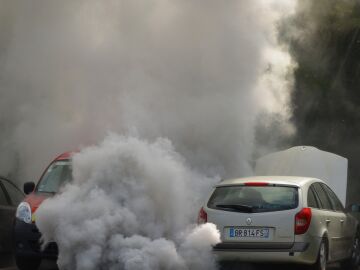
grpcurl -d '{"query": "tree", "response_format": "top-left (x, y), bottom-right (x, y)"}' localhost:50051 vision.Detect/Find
top-left (281, 0), bottom-right (360, 203)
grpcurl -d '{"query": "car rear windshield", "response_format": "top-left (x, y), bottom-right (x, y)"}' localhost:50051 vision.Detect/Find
top-left (207, 185), bottom-right (298, 213)
top-left (37, 160), bottom-right (72, 193)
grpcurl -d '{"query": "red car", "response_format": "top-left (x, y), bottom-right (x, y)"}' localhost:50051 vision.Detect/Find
top-left (13, 152), bottom-right (73, 270)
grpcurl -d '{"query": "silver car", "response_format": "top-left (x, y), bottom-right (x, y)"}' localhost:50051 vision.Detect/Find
top-left (199, 176), bottom-right (360, 270)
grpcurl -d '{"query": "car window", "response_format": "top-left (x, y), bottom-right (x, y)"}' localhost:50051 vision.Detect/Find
top-left (307, 185), bottom-right (320, 208)
top-left (312, 183), bottom-right (333, 210)
top-left (352, 204), bottom-right (360, 212)
top-left (37, 160), bottom-right (72, 193)
top-left (1, 180), bottom-right (24, 206)
top-left (207, 185), bottom-right (298, 213)
top-left (0, 182), bottom-right (9, 206)
top-left (321, 184), bottom-right (344, 212)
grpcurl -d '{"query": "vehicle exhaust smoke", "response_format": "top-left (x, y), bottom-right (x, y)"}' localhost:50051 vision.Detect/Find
top-left (0, 0), bottom-right (296, 269)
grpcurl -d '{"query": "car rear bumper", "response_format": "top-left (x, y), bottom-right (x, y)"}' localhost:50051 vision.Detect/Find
top-left (13, 219), bottom-right (58, 259)
top-left (213, 238), bottom-right (321, 264)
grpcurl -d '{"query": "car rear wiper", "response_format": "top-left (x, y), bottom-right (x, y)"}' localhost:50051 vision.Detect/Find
top-left (216, 204), bottom-right (254, 213)
top-left (37, 190), bottom-right (57, 195)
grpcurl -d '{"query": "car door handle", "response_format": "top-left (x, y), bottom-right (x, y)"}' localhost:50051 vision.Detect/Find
top-left (326, 219), bottom-right (331, 224)
top-left (340, 219), bottom-right (345, 223)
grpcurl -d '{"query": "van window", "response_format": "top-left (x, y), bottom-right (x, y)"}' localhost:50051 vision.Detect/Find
top-left (207, 185), bottom-right (298, 213)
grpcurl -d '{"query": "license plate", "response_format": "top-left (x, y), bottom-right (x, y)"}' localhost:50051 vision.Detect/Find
top-left (229, 227), bottom-right (270, 239)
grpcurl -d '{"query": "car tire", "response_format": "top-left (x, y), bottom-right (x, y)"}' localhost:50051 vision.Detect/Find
top-left (309, 239), bottom-right (327, 270)
top-left (341, 230), bottom-right (360, 270)
top-left (15, 256), bottom-right (41, 270)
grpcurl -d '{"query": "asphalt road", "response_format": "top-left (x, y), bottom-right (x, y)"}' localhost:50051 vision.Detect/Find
top-left (0, 254), bottom-right (345, 270)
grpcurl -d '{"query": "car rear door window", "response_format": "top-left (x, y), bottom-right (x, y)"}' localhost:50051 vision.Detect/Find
top-left (321, 184), bottom-right (344, 211)
top-left (307, 186), bottom-right (320, 208)
top-left (312, 183), bottom-right (333, 210)
top-left (1, 180), bottom-right (24, 206)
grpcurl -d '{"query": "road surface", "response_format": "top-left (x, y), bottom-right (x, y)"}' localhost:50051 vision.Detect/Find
top-left (0, 254), bottom-right (347, 270)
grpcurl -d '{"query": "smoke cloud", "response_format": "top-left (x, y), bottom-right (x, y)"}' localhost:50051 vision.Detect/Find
top-left (0, 0), bottom-right (295, 182)
top-left (0, 0), bottom-right (296, 269)
top-left (36, 135), bottom-right (220, 269)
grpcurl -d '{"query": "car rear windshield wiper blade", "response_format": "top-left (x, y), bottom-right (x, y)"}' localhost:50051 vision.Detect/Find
top-left (37, 190), bottom-right (57, 194)
top-left (216, 204), bottom-right (254, 213)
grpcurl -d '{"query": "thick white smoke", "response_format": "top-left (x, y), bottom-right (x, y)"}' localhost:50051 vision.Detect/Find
top-left (36, 135), bottom-right (220, 269)
top-left (0, 0), bottom-right (296, 269)
top-left (0, 0), bottom-right (295, 182)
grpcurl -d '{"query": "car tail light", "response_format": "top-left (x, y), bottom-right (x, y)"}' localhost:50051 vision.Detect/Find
top-left (198, 207), bottom-right (207, 224)
top-left (295, 208), bottom-right (312, 235)
top-left (244, 182), bottom-right (269, 186)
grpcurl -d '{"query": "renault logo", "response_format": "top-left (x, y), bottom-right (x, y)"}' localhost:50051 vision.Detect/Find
top-left (246, 217), bottom-right (252, 225)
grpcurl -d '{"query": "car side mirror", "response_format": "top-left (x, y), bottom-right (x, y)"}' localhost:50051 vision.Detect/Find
top-left (23, 182), bottom-right (35, 195)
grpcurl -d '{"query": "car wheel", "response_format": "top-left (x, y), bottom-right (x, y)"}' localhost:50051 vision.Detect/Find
top-left (310, 239), bottom-right (327, 270)
top-left (341, 231), bottom-right (360, 270)
top-left (15, 256), bottom-right (41, 270)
